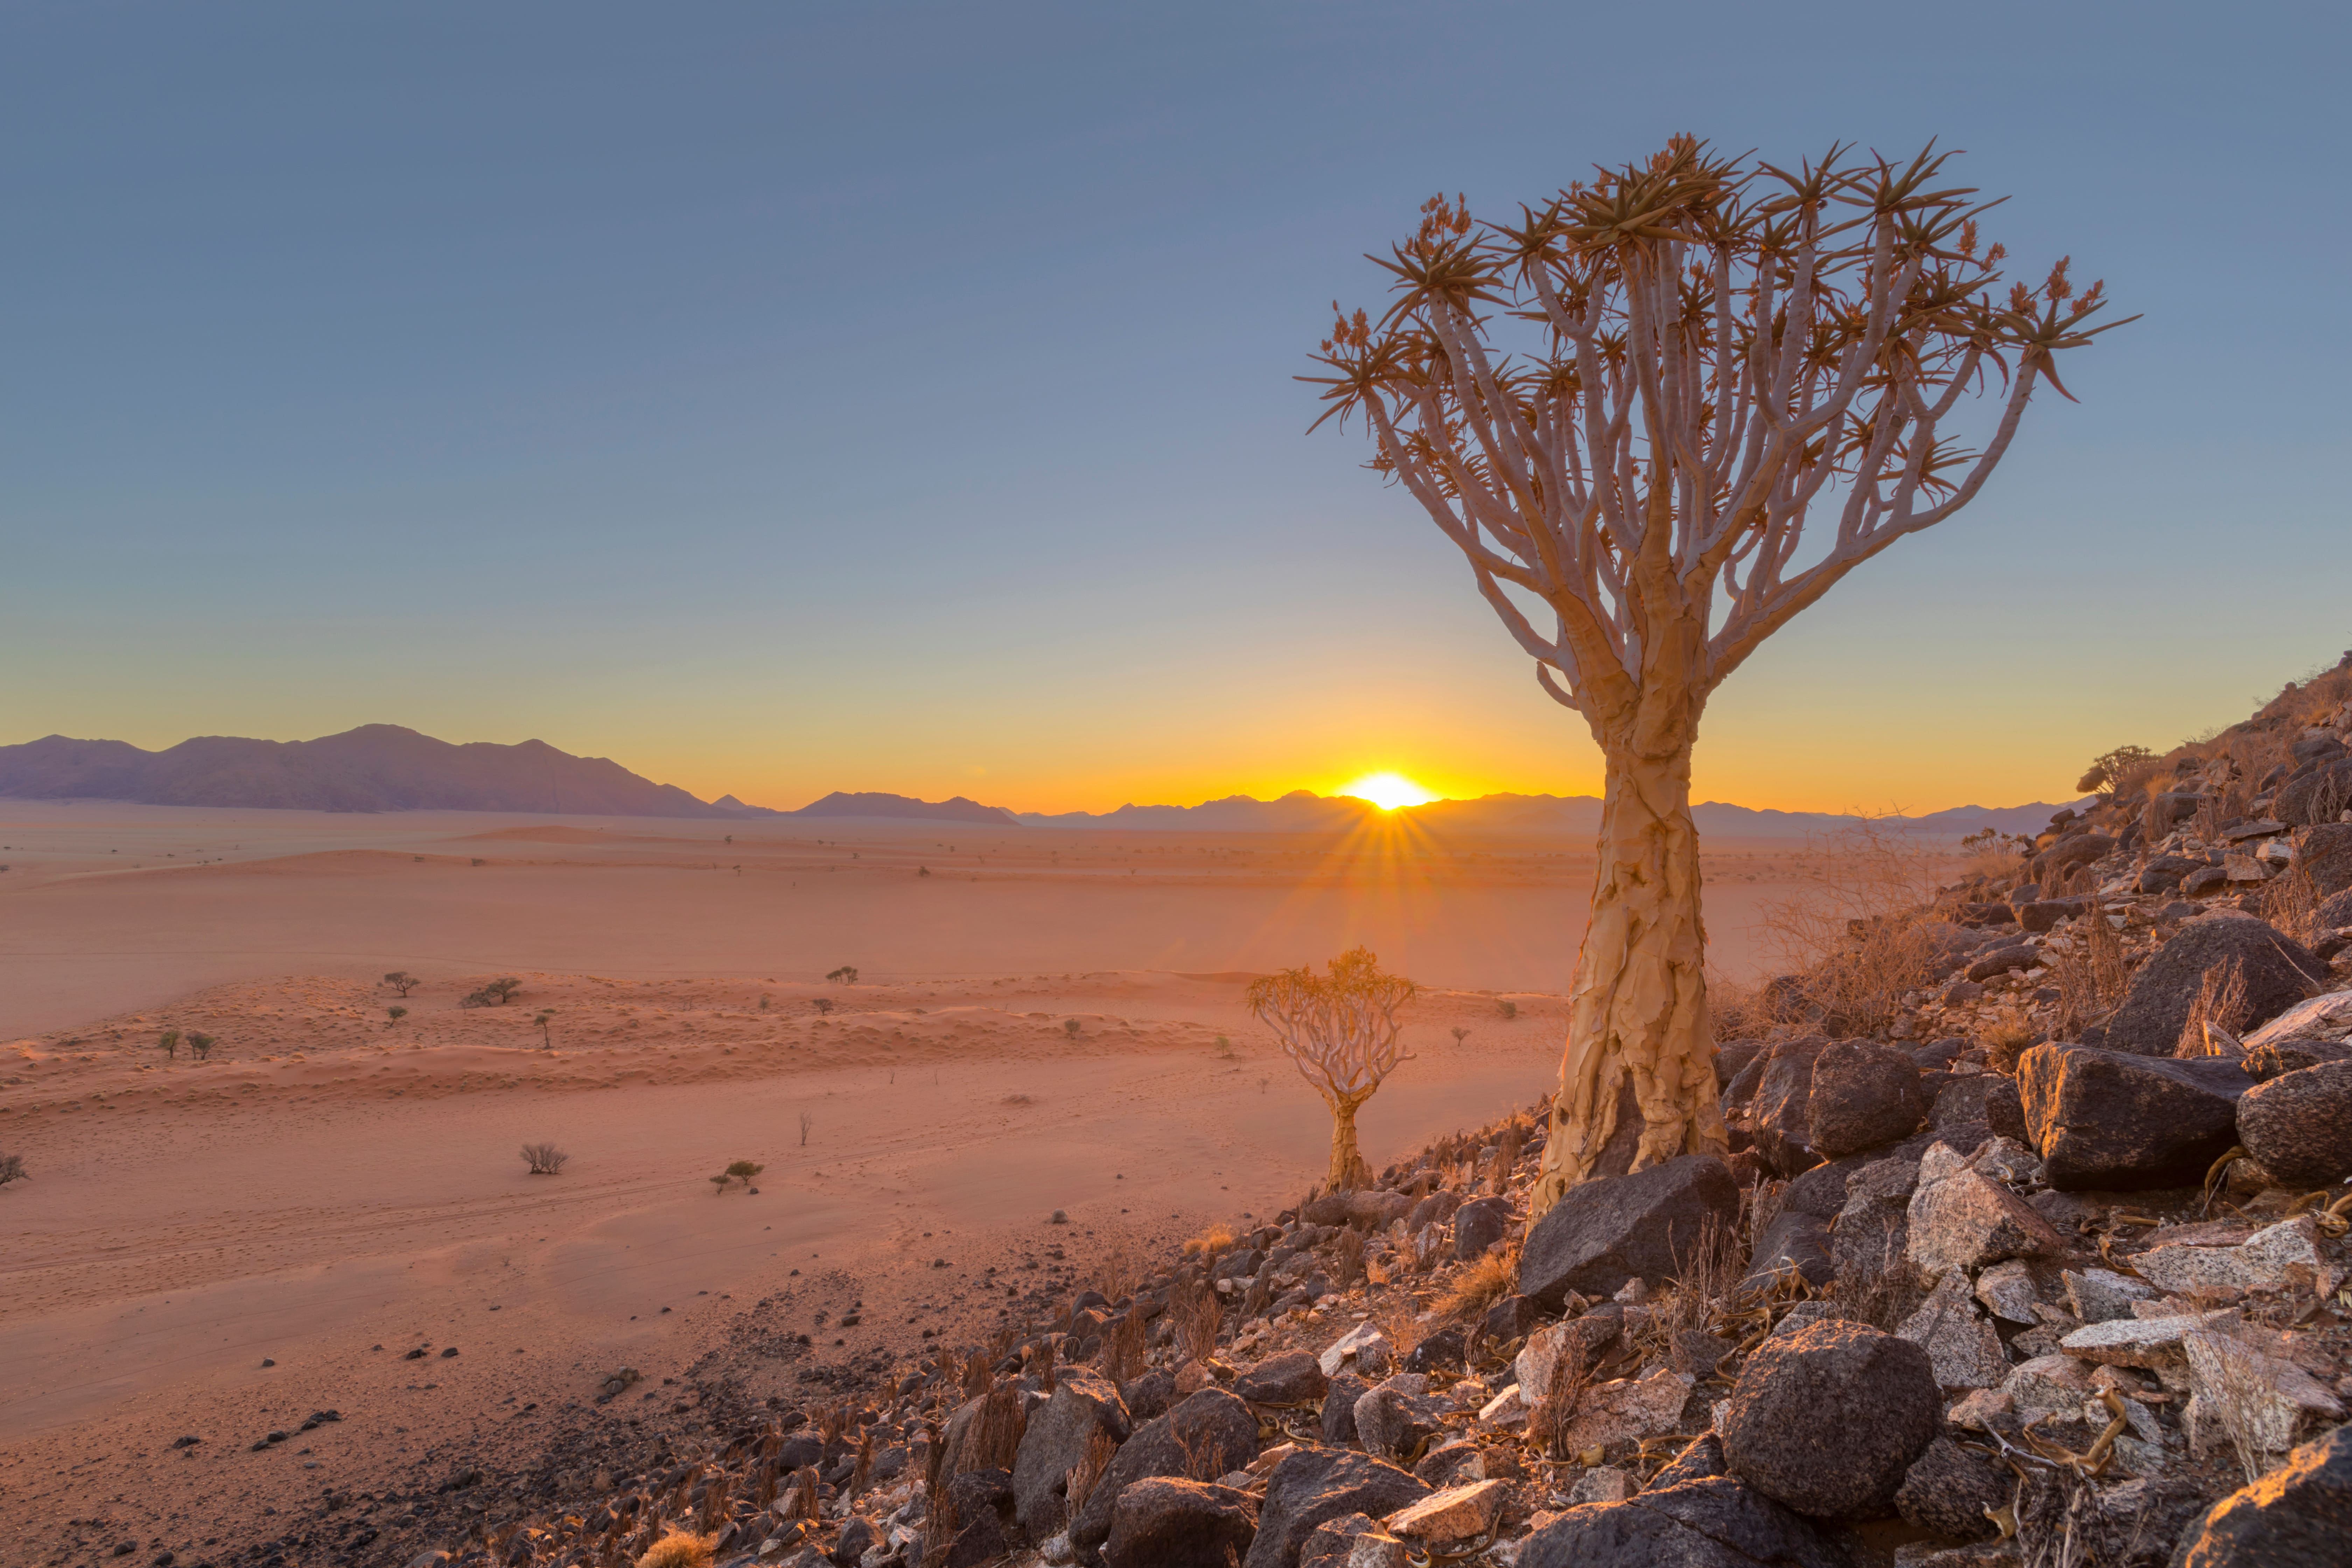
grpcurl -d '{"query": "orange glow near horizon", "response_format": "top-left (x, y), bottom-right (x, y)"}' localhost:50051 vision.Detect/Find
top-left (1336, 771), bottom-right (1440, 811)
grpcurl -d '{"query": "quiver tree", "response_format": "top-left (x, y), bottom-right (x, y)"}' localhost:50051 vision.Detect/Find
top-left (1247, 946), bottom-right (1416, 1191)
top-left (1304, 139), bottom-right (2129, 1214)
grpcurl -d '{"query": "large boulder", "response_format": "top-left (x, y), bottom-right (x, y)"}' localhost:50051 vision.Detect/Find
top-left (2099, 914), bottom-right (2327, 1055)
top-left (1896, 1436), bottom-right (2008, 1542)
top-left (1011, 1365), bottom-right (1132, 1539)
top-left (1451, 1197), bottom-right (1513, 1260)
top-left (2018, 1045), bottom-right (2252, 1190)
top-left (1752, 1038), bottom-right (1832, 1175)
top-left (1931, 1075), bottom-right (2026, 1147)
top-left (1517, 1155), bottom-right (1741, 1307)
top-left (1232, 1352), bottom-right (1328, 1407)
top-left (1405, 1189), bottom-right (1463, 1233)
top-left (2034, 833), bottom-right (2115, 884)
top-left (1072, 1389), bottom-right (1259, 1550)
top-left (1966, 942), bottom-right (2043, 983)
top-left (2294, 822), bottom-right (2352, 897)
top-left (1806, 1040), bottom-right (1930, 1157)
top-left (1719, 1318), bottom-right (1940, 1521)
top-left (1347, 1189), bottom-right (1414, 1231)
top-left (1318, 1373), bottom-right (1370, 1446)
top-left (1905, 1159), bottom-right (2063, 1280)
top-left (2237, 1059), bottom-right (2352, 1190)
top-left (1351, 1377), bottom-right (1442, 1460)
top-left (1516, 1477), bottom-right (1851, 1568)
top-left (1241, 1449), bottom-right (1428, 1568)
top-left (1105, 1478), bottom-right (1260, 1568)
top-left (2166, 1422), bottom-right (2352, 1566)
top-left (1743, 1209), bottom-right (1834, 1290)
top-left (2277, 757), bottom-right (2352, 827)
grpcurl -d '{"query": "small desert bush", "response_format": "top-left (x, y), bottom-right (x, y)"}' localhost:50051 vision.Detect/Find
top-left (2048, 901), bottom-right (2130, 1037)
top-left (635, 1531), bottom-right (715, 1568)
top-left (1091, 1239), bottom-right (1139, 1303)
top-left (725, 1158), bottom-right (764, 1182)
top-left (520, 1142), bottom-right (569, 1176)
top-left (1978, 1006), bottom-right (2039, 1073)
top-left (1097, 1307), bottom-right (1148, 1386)
top-left (1758, 818), bottom-right (1951, 1033)
top-left (1181, 1222), bottom-right (1236, 1259)
top-left (1661, 1214), bottom-right (1744, 1370)
top-left (2262, 863), bottom-right (2326, 945)
top-left (1496, 999), bottom-right (1518, 1020)
top-left (0, 1152), bottom-right (26, 1188)
top-left (157, 1029), bottom-right (181, 1060)
top-left (1434, 1245), bottom-right (1519, 1322)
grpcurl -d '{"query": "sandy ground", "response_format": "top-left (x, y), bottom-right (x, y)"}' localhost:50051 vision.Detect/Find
top-left (0, 803), bottom-right (1835, 1565)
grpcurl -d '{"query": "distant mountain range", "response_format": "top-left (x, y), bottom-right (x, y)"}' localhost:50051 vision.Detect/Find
top-left (1018, 790), bottom-right (2086, 839)
top-left (0, 726), bottom-right (2083, 836)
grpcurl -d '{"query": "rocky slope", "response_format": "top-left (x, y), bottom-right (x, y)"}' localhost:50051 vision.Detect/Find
top-left (150, 663), bottom-right (2352, 1568)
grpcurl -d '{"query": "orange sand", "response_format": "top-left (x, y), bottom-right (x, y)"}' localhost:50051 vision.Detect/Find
top-left (0, 802), bottom-right (1828, 1555)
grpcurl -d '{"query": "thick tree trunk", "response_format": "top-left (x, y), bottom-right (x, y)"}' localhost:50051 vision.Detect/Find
top-left (1326, 1093), bottom-right (1372, 1193)
top-left (1527, 738), bottom-right (1729, 1214)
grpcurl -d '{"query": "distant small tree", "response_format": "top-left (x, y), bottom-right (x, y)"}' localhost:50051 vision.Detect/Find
top-left (158, 1029), bottom-right (182, 1061)
top-left (812, 997), bottom-right (834, 1016)
top-left (1063, 1018), bottom-right (1082, 1039)
top-left (799, 1111), bottom-right (814, 1147)
top-left (462, 978), bottom-right (524, 1009)
top-left (187, 1032), bottom-right (217, 1060)
top-left (521, 1142), bottom-right (569, 1175)
top-left (387, 1006), bottom-right (408, 1026)
top-left (1247, 946), bottom-right (1418, 1191)
top-left (827, 966), bottom-right (859, 985)
top-left (383, 971), bottom-right (419, 997)
top-left (2077, 745), bottom-right (2158, 799)
top-left (534, 1009), bottom-right (555, 1047)
top-left (0, 1152), bottom-right (26, 1188)
top-left (1451, 1026), bottom-right (1470, 1046)
top-left (724, 1159), bottom-right (765, 1188)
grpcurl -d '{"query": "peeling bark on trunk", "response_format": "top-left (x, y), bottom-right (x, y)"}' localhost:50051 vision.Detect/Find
top-left (1528, 740), bottom-right (1729, 1213)
top-left (1326, 1093), bottom-right (1372, 1193)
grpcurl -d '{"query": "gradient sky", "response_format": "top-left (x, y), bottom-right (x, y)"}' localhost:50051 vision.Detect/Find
top-left (4, 2), bottom-right (2346, 816)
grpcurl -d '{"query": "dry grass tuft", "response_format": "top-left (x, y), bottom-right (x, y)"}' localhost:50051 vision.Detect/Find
top-left (1064, 1426), bottom-right (1119, 1518)
top-left (1978, 1005), bottom-right (2039, 1073)
top-left (1331, 1226), bottom-right (1366, 1292)
top-left (1092, 1239), bottom-right (1140, 1304)
top-left (2049, 899), bottom-right (2131, 1039)
top-left (1170, 1275), bottom-right (1223, 1363)
top-left (635, 1532), bottom-right (715, 1568)
top-left (1097, 1307), bottom-right (1148, 1387)
top-left (1661, 1214), bottom-right (1743, 1362)
top-left (1433, 1246), bottom-right (1519, 1322)
top-left (2176, 959), bottom-right (2249, 1057)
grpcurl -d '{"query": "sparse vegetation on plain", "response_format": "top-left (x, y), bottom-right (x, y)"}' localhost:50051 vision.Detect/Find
top-left (0, 1153), bottom-right (26, 1188)
top-left (520, 1142), bottom-right (569, 1175)
top-left (383, 970), bottom-right (419, 996)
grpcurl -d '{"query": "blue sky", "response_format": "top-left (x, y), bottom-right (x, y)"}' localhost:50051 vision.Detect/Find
top-left (3, 1), bottom-right (2345, 812)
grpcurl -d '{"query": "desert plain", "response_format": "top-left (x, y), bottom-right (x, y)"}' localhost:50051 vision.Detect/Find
top-left (0, 802), bottom-right (1834, 1562)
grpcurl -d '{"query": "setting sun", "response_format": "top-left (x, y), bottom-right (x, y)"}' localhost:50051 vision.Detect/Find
top-left (1337, 771), bottom-right (1439, 811)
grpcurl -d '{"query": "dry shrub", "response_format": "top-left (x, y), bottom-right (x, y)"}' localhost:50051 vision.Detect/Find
top-left (0, 1152), bottom-right (26, 1188)
top-left (2049, 901), bottom-right (2130, 1038)
top-left (2176, 960), bottom-right (2249, 1057)
top-left (963, 1383), bottom-right (1027, 1473)
top-left (1032, 1337), bottom-right (1057, 1392)
top-left (1978, 1005), bottom-right (2039, 1073)
top-left (1487, 1124), bottom-right (1524, 1195)
top-left (1757, 819), bottom-right (1951, 1034)
top-left (2262, 863), bottom-right (2325, 945)
top-left (1170, 1276), bottom-right (1223, 1363)
top-left (636, 1531), bottom-right (715, 1568)
top-left (1097, 1308), bottom-right (1147, 1386)
top-left (1662, 1214), bottom-right (1743, 1361)
top-left (1525, 1335), bottom-right (1592, 1459)
top-left (1331, 1227), bottom-right (1366, 1292)
top-left (1092, 1239), bottom-right (1140, 1304)
top-left (520, 1142), bottom-right (569, 1175)
top-left (1182, 1223), bottom-right (1237, 1259)
top-left (1433, 1246), bottom-right (1519, 1322)
top-left (1064, 1426), bottom-right (1119, 1517)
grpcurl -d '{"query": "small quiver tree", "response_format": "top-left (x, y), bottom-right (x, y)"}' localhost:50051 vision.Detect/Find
top-left (1304, 139), bottom-right (2130, 1214)
top-left (1247, 946), bottom-right (1416, 1192)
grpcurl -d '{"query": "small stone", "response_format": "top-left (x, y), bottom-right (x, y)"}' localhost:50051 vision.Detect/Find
top-left (1554, 1368), bottom-right (1692, 1454)
top-left (1974, 1259), bottom-right (2041, 1324)
top-left (1896, 1272), bottom-right (2011, 1390)
top-left (2132, 1214), bottom-right (2341, 1297)
top-left (2062, 1267), bottom-right (2157, 1324)
top-left (1563, 1467), bottom-right (1633, 1506)
top-left (1997, 1355), bottom-right (2098, 1425)
top-left (1318, 1323), bottom-right (1388, 1380)
top-left (2057, 1309), bottom-right (2236, 1367)
top-left (1382, 1480), bottom-right (1505, 1546)
top-left (1905, 1158), bottom-right (2063, 1279)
